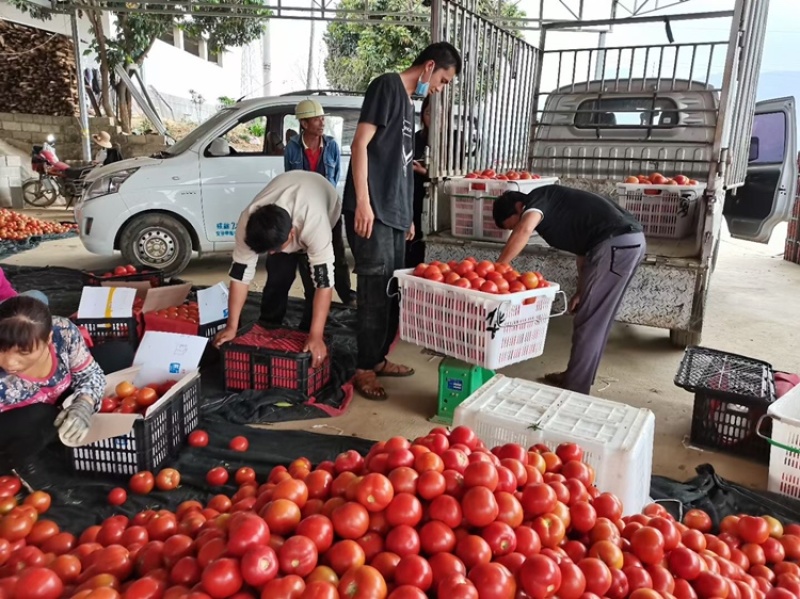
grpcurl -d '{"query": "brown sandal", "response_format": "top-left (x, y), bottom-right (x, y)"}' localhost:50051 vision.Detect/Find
top-left (353, 370), bottom-right (388, 401)
top-left (374, 360), bottom-right (415, 378)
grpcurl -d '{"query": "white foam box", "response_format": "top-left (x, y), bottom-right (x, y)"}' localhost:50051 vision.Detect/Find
top-left (453, 375), bottom-right (655, 515)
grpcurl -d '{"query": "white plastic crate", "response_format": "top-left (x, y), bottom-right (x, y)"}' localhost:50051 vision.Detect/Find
top-left (617, 182), bottom-right (704, 239)
top-left (446, 177), bottom-right (558, 242)
top-left (395, 269), bottom-right (564, 370)
top-left (454, 375), bottom-right (655, 515)
top-left (764, 384), bottom-right (800, 499)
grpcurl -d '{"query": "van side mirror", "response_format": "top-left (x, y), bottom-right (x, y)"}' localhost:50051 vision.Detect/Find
top-left (749, 136), bottom-right (759, 162)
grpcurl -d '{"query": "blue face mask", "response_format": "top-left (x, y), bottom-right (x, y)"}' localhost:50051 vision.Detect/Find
top-left (414, 68), bottom-right (433, 97)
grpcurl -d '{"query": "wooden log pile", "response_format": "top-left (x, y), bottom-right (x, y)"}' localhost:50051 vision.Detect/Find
top-left (0, 20), bottom-right (79, 117)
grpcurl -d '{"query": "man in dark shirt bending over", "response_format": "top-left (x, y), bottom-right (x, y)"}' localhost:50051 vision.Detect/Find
top-left (344, 42), bottom-right (462, 401)
top-left (493, 185), bottom-right (646, 395)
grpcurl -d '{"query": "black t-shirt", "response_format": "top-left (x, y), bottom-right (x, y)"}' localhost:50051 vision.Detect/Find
top-left (343, 73), bottom-right (415, 231)
top-left (521, 185), bottom-right (643, 256)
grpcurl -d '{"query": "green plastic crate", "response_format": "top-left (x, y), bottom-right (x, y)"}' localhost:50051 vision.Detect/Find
top-left (434, 357), bottom-right (495, 424)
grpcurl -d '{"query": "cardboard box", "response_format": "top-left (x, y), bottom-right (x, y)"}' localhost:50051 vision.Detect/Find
top-left (64, 332), bottom-right (208, 475)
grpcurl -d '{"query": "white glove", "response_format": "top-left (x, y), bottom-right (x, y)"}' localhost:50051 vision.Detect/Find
top-left (54, 397), bottom-right (95, 445)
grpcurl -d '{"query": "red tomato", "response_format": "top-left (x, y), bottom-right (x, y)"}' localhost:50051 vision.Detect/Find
top-left (201, 557), bottom-right (243, 598)
top-left (429, 552), bottom-right (466, 590)
top-left (461, 486), bottom-right (499, 528)
top-left (532, 513), bottom-right (566, 548)
top-left (261, 498), bottom-right (301, 536)
top-left (555, 443), bottom-right (584, 463)
top-left (188, 430), bottom-right (209, 447)
top-left (296, 515), bottom-right (335, 553)
top-left (355, 473), bottom-right (394, 512)
top-left (668, 546), bottom-right (703, 580)
top-left (394, 554), bottom-right (433, 591)
top-left (331, 502), bottom-right (370, 540)
top-left (205, 467), bottom-right (229, 487)
top-left (13, 567), bottom-right (63, 599)
top-left (234, 467), bottom-right (256, 486)
top-left (738, 516), bottom-right (770, 545)
top-left (338, 565), bottom-right (387, 599)
top-left (418, 520), bottom-right (456, 555)
top-left (693, 571), bottom-right (729, 599)
top-left (228, 436), bottom-right (249, 452)
top-left (262, 574), bottom-right (305, 598)
top-left (515, 526), bottom-right (542, 558)
top-left (592, 492), bottom-right (623, 521)
top-left (107, 488), bottom-right (127, 507)
top-left (481, 521), bottom-right (517, 557)
top-left (521, 483), bottom-right (558, 517)
top-left (463, 461), bottom-right (499, 490)
top-left (520, 554), bottom-right (561, 598)
top-left (428, 494), bottom-right (462, 529)
top-left (455, 535), bottom-right (492, 570)
top-left (155, 468), bottom-right (181, 492)
top-left (384, 524), bottom-right (420, 558)
top-left (226, 513), bottom-right (269, 556)
top-left (129, 472), bottom-right (155, 495)
top-left (324, 540), bottom-right (366, 576)
top-left (279, 535), bottom-right (319, 577)
top-left (385, 493), bottom-right (423, 528)
top-left (683, 509), bottom-right (713, 533)
top-left (630, 526), bottom-right (665, 565)
top-left (578, 558), bottom-right (613, 596)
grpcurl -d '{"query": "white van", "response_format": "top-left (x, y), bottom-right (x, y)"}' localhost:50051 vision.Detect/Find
top-left (75, 94), bottom-right (365, 275)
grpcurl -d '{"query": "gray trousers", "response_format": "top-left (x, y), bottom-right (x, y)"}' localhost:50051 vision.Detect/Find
top-left (563, 232), bottom-right (646, 394)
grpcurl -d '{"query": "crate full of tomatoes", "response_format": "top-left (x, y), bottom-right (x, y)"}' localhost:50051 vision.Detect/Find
top-left (143, 283), bottom-right (229, 341)
top-left (397, 258), bottom-right (563, 370)
top-left (81, 263), bottom-right (165, 288)
top-left (617, 172), bottom-right (705, 239)
top-left (222, 324), bottom-right (331, 396)
top-left (445, 170), bottom-right (559, 242)
top-left (73, 282), bottom-right (195, 347)
top-left (64, 332), bottom-right (208, 475)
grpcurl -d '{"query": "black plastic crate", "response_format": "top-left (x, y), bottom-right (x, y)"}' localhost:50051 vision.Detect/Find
top-left (73, 315), bottom-right (140, 347)
top-left (67, 375), bottom-right (201, 476)
top-left (675, 346), bottom-right (776, 463)
top-left (221, 325), bottom-right (331, 396)
top-left (81, 268), bottom-right (165, 288)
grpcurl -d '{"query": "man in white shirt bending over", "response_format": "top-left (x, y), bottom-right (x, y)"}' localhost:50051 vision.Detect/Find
top-left (213, 171), bottom-right (340, 368)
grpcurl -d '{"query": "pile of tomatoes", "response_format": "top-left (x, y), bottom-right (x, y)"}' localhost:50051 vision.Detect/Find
top-left (464, 169), bottom-right (543, 182)
top-left (0, 209), bottom-right (77, 241)
top-left (148, 303), bottom-right (202, 326)
top-left (412, 258), bottom-right (549, 297)
top-left (99, 380), bottom-right (180, 415)
top-left (2, 426), bottom-right (800, 599)
top-left (622, 174), bottom-right (700, 193)
top-left (96, 265), bottom-right (142, 279)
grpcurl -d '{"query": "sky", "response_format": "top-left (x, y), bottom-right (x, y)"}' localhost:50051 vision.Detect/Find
top-left (263, 0), bottom-right (798, 94)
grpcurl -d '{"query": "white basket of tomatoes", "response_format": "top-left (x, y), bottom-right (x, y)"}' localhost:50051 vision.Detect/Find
top-left (445, 171), bottom-right (559, 242)
top-left (396, 258), bottom-right (565, 369)
top-left (617, 173), bottom-right (705, 239)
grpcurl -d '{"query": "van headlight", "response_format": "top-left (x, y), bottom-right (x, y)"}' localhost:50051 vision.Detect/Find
top-left (85, 168), bottom-right (139, 200)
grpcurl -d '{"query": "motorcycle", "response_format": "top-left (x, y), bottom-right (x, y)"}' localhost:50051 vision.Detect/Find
top-left (22, 135), bottom-right (94, 208)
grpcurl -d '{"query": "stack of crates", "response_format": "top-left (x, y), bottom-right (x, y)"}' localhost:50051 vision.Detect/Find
top-left (453, 375), bottom-right (656, 515)
top-left (784, 154), bottom-right (800, 265)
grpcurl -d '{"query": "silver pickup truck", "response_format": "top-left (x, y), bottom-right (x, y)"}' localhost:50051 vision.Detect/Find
top-left (423, 0), bottom-right (796, 347)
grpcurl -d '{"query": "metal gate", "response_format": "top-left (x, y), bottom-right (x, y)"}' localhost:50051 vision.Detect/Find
top-left (426, 0), bottom-right (540, 231)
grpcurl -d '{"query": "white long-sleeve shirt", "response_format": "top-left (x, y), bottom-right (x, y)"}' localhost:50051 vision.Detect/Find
top-left (229, 171), bottom-right (341, 288)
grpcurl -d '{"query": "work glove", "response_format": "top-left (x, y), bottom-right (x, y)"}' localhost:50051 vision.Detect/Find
top-left (54, 397), bottom-right (95, 445)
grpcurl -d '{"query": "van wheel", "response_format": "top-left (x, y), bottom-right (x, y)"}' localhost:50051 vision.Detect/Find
top-left (119, 213), bottom-right (193, 277)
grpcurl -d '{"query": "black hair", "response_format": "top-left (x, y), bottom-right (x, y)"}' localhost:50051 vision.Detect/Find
top-left (0, 296), bottom-right (53, 353)
top-left (412, 42), bottom-right (462, 76)
top-left (493, 191), bottom-right (527, 229)
top-left (244, 205), bottom-right (293, 254)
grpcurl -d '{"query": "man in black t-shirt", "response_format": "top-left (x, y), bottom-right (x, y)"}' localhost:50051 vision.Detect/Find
top-left (343, 42), bottom-right (462, 401)
top-left (493, 185), bottom-right (647, 395)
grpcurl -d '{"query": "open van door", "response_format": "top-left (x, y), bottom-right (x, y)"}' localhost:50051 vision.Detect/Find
top-left (724, 97), bottom-right (798, 243)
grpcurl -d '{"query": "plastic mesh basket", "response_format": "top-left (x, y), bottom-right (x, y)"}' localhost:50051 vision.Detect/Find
top-left (675, 346), bottom-right (776, 463)
top-left (617, 183), bottom-right (703, 239)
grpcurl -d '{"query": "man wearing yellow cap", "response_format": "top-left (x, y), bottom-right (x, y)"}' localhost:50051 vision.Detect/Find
top-left (270, 99), bottom-right (355, 331)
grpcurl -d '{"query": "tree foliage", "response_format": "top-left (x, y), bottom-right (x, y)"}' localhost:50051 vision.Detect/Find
top-left (324, 0), bottom-right (525, 93)
top-left (8, 0), bottom-right (269, 131)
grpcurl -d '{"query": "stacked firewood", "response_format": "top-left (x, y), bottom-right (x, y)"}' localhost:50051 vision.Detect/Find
top-left (0, 20), bottom-right (79, 116)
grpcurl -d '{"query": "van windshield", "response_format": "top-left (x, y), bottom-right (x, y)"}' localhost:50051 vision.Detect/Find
top-left (165, 108), bottom-right (238, 156)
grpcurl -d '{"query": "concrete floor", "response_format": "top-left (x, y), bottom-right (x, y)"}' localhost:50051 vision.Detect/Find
top-left (5, 210), bottom-right (800, 491)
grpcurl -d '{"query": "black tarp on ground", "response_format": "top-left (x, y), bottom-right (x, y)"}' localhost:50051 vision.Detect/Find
top-left (2, 265), bottom-right (359, 423)
top-left (16, 415), bottom-right (375, 535)
top-left (652, 464), bottom-right (800, 529)
top-left (0, 231), bottom-right (78, 261)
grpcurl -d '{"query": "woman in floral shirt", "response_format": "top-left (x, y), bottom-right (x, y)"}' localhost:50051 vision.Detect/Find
top-left (0, 296), bottom-right (106, 470)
